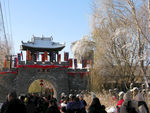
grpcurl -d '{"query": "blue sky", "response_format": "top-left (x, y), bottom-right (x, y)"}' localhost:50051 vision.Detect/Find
top-left (1, 0), bottom-right (92, 57)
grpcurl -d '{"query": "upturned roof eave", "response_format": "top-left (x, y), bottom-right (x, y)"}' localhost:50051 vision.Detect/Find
top-left (21, 45), bottom-right (65, 52)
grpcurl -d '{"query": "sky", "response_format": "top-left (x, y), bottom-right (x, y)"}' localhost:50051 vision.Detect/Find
top-left (1, 0), bottom-right (92, 58)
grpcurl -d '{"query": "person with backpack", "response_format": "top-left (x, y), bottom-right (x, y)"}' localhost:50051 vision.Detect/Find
top-left (120, 91), bottom-right (139, 113)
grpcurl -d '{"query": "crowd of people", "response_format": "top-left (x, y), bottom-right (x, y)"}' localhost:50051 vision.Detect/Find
top-left (107, 85), bottom-right (149, 113)
top-left (0, 91), bottom-right (107, 113)
top-left (0, 85), bottom-right (149, 113)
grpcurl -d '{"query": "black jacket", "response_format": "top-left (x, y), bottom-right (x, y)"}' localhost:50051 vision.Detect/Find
top-left (88, 105), bottom-right (107, 113)
top-left (1, 101), bottom-right (9, 113)
top-left (5, 99), bottom-right (27, 113)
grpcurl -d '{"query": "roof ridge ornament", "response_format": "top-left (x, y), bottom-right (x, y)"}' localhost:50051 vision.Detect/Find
top-left (32, 35), bottom-right (34, 38)
top-left (31, 35), bottom-right (35, 43)
top-left (50, 36), bottom-right (53, 41)
top-left (41, 34), bottom-right (44, 38)
top-left (41, 35), bottom-right (44, 40)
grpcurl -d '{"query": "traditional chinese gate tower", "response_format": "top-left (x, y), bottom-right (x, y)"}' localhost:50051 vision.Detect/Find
top-left (0, 36), bottom-right (89, 102)
top-left (21, 36), bottom-right (65, 63)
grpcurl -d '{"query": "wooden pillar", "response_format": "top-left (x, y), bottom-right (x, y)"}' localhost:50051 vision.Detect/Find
top-left (31, 51), bottom-right (34, 62)
top-left (57, 51), bottom-right (59, 62)
top-left (49, 52), bottom-right (50, 62)
top-left (50, 52), bottom-right (53, 62)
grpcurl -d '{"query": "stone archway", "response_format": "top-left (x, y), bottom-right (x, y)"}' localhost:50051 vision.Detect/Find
top-left (26, 75), bottom-right (58, 98)
top-left (28, 79), bottom-right (57, 98)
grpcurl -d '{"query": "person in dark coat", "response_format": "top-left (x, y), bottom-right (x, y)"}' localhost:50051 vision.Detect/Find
top-left (5, 91), bottom-right (27, 113)
top-left (1, 98), bottom-right (9, 113)
top-left (88, 97), bottom-right (107, 113)
top-left (66, 96), bottom-right (84, 113)
top-left (79, 95), bottom-right (87, 113)
top-left (46, 99), bottom-right (60, 113)
top-left (25, 96), bottom-right (37, 113)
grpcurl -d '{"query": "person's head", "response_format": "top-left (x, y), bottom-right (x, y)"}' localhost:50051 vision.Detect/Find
top-left (76, 94), bottom-right (80, 98)
top-left (69, 94), bottom-right (73, 98)
top-left (19, 95), bottom-right (25, 102)
top-left (48, 99), bottom-right (56, 107)
top-left (114, 88), bottom-right (118, 93)
top-left (91, 97), bottom-right (101, 107)
top-left (73, 97), bottom-right (80, 102)
top-left (141, 84), bottom-right (145, 89)
top-left (109, 89), bottom-right (113, 94)
top-left (24, 97), bottom-right (28, 104)
top-left (7, 91), bottom-right (17, 102)
top-left (118, 91), bottom-right (124, 100)
top-left (132, 87), bottom-right (139, 98)
top-left (79, 94), bottom-right (83, 100)
top-left (61, 92), bottom-right (65, 98)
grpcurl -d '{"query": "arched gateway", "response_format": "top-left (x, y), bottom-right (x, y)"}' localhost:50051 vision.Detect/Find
top-left (0, 36), bottom-right (89, 102)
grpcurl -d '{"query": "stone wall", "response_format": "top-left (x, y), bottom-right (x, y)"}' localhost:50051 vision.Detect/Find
top-left (0, 73), bottom-right (17, 102)
top-left (0, 67), bottom-right (89, 102)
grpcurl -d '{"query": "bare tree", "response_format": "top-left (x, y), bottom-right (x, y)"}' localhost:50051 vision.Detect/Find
top-left (90, 0), bottom-right (150, 91)
top-left (0, 38), bottom-right (12, 70)
top-left (71, 35), bottom-right (95, 62)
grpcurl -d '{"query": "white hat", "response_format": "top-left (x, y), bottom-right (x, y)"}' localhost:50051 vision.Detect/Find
top-left (69, 94), bottom-right (73, 98)
top-left (133, 87), bottom-right (138, 91)
top-left (114, 88), bottom-right (118, 91)
top-left (61, 92), bottom-right (65, 96)
top-left (76, 94), bottom-right (80, 98)
top-left (118, 91), bottom-right (124, 97)
top-left (130, 89), bottom-right (133, 92)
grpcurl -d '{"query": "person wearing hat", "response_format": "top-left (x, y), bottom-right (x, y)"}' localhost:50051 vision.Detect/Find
top-left (116, 91), bottom-right (124, 113)
top-left (60, 92), bottom-right (66, 105)
top-left (132, 87), bottom-right (139, 99)
top-left (60, 97), bottom-right (67, 113)
top-left (61, 92), bottom-right (65, 98)
top-left (69, 94), bottom-right (73, 99)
